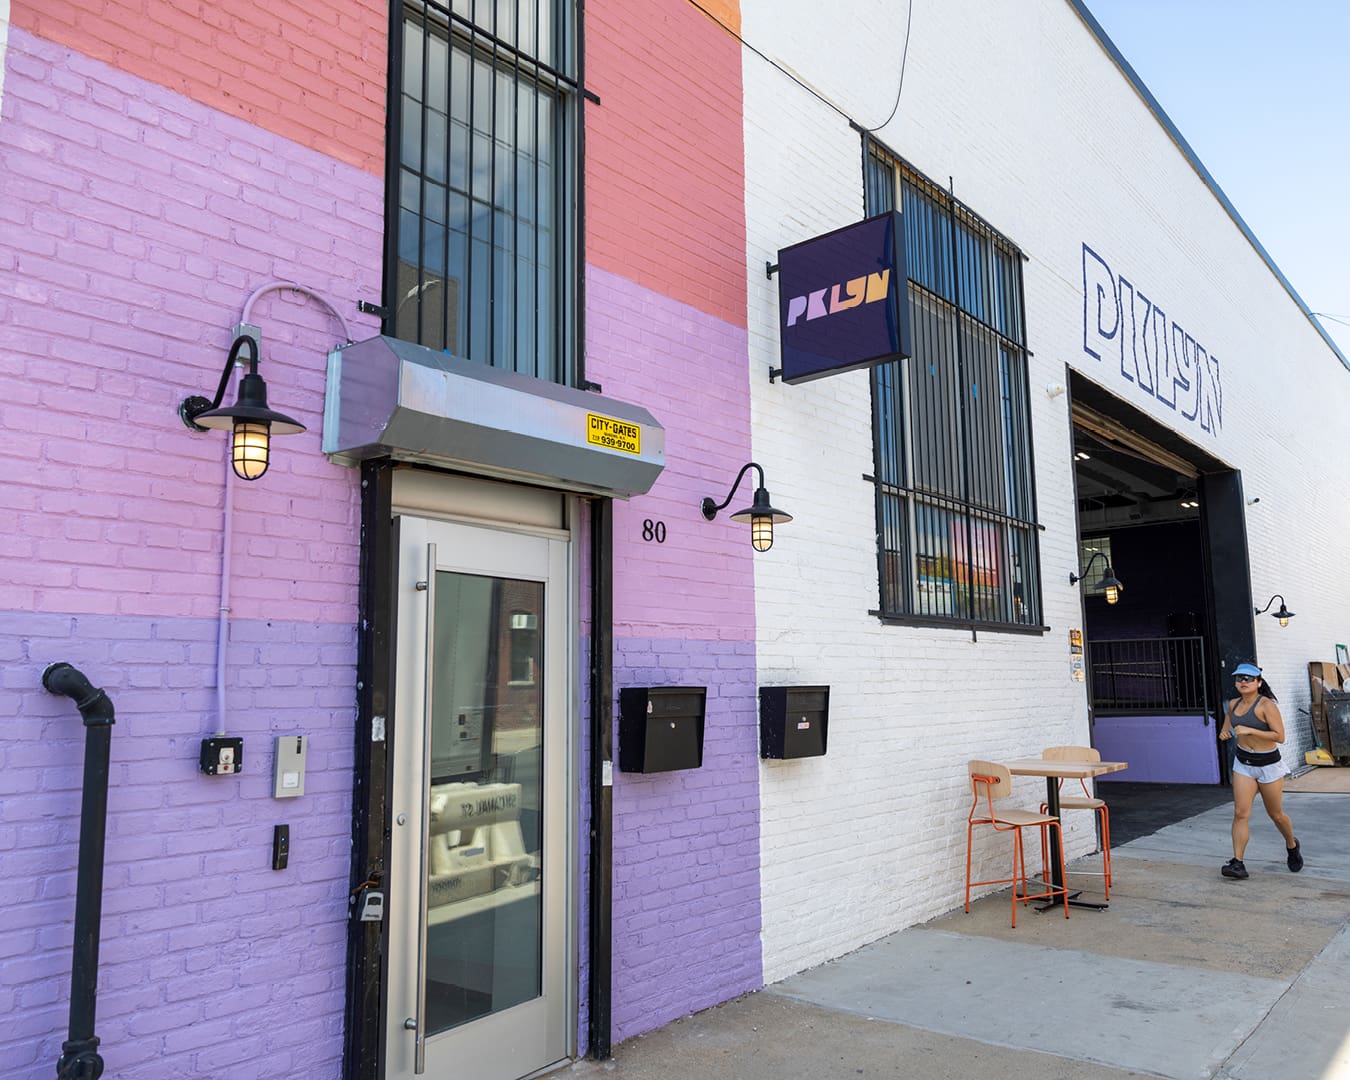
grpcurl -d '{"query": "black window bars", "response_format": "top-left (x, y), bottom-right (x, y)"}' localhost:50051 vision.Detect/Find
top-left (391, 0), bottom-right (578, 384)
top-left (866, 145), bottom-right (1042, 630)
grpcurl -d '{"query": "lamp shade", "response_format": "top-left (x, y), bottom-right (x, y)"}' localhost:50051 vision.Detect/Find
top-left (730, 486), bottom-right (792, 552)
top-left (191, 372), bottom-right (305, 435)
top-left (191, 370), bottom-right (304, 481)
top-left (1254, 594), bottom-right (1295, 627)
top-left (1101, 566), bottom-right (1124, 604)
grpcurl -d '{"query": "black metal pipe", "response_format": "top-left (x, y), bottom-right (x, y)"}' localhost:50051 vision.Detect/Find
top-left (42, 662), bottom-right (114, 1080)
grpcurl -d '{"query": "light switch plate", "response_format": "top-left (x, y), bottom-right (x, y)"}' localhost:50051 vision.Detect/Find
top-left (273, 734), bottom-right (307, 798)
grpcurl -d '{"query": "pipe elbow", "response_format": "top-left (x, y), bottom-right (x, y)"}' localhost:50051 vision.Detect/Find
top-left (42, 663), bottom-right (116, 726)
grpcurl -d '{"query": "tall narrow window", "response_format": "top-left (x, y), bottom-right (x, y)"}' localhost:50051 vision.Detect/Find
top-left (868, 146), bottom-right (1042, 629)
top-left (391, 0), bottom-right (577, 384)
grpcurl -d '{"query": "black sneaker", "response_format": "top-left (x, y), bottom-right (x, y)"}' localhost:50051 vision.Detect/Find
top-left (1222, 858), bottom-right (1249, 879)
top-left (1287, 840), bottom-right (1303, 873)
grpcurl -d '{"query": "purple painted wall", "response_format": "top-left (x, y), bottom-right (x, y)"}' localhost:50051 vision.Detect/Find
top-left (1093, 714), bottom-right (1220, 784)
top-left (3, 9), bottom-right (763, 1071)
top-left (3, 613), bottom-right (356, 1077)
top-left (1, 29), bottom-right (380, 1079)
top-left (586, 267), bottom-right (762, 1041)
top-left (1085, 523), bottom-right (1220, 782)
top-left (610, 639), bottom-right (761, 1039)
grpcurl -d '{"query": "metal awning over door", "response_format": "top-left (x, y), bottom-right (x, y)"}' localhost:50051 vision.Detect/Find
top-left (323, 336), bottom-right (665, 499)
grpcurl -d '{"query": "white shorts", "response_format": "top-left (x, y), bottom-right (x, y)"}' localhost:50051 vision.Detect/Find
top-left (1232, 753), bottom-right (1290, 784)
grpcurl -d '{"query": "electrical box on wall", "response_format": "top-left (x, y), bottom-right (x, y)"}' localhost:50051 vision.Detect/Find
top-left (618, 687), bottom-right (707, 773)
top-left (759, 686), bottom-right (829, 759)
top-left (273, 734), bottom-right (307, 797)
top-left (200, 736), bottom-right (243, 776)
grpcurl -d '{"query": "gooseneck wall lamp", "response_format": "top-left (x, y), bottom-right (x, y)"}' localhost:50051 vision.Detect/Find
top-left (1070, 550), bottom-right (1124, 605)
top-left (179, 335), bottom-right (305, 480)
top-left (700, 462), bottom-right (792, 552)
top-left (1255, 594), bottom-right (1295, 627)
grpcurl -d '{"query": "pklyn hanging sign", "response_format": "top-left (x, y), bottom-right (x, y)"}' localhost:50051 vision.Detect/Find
top-left (772, 212), bottom-right (912, 384)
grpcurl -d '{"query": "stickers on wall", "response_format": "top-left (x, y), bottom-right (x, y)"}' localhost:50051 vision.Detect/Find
top-left (1070, 628), bottom-right (1086, 681)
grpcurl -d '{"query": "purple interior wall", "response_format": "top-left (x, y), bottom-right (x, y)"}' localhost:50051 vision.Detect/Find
top-left (1093, 714), bottom-right (1220, 784)
top-left (1085, 522), bottom-right (1221, 783)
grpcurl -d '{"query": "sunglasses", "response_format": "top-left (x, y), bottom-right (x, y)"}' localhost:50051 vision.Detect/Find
top-left (1234, 675), bottom-right (1257, 683)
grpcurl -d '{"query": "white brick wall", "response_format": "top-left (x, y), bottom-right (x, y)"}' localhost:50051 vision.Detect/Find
top-left (742, 0), bottom-right (1350, 982)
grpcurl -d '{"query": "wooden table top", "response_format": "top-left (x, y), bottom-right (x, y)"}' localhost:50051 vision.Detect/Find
top-left (1003, 758), bottom-right (1129, 779)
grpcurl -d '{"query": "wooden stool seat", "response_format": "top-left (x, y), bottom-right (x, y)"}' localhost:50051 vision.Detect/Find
top-left (989, 807), bottom-right (1060, 827)
top-left (1057, 795), bottom-right (1106, 810)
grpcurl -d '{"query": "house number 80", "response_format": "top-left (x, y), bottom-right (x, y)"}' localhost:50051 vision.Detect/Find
top-left (642, 519), bottom-right (666, 543)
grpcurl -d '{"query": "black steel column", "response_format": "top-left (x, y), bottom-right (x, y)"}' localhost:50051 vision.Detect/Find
top-left (344, 459), bottom-right (397, 1080)
top-left (587, 497), bottom-right (613, 1059)
top-left (43, 662), bottom-right (116, 1080)
top-left (1199, 468), bottom-right (1254, 785)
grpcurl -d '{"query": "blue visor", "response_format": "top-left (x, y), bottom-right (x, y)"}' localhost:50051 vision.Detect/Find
top-left (1232, 663), bottom-right (1262, 678)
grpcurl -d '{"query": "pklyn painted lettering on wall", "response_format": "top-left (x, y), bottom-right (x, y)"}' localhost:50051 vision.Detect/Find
top-left (1082, 243), bottom-right (1223, 435)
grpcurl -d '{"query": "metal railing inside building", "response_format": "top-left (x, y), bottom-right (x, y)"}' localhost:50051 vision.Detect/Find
top-left (1087, 636), bottom-right (1209, 714)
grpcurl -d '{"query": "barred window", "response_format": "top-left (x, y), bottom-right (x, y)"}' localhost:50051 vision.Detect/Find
top-left (867, 147), bottom-right (1042, 629)
top-left (391, 1), bottom-right (577, 383)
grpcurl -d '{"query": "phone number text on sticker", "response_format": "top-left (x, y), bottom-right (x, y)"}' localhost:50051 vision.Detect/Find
top-left (586, 413), bottom-right (641, 456)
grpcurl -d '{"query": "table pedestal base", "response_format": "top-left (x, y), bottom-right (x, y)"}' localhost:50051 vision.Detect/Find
top-left (1030, 878), bottom-right (1109, 911)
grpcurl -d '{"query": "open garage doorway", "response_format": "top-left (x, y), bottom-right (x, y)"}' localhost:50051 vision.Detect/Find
top-left (1069, 373), bottom-right (1256, 788)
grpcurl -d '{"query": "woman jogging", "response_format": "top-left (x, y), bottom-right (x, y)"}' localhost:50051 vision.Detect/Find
top-left (1218, 662), bottom-right (1302, 879)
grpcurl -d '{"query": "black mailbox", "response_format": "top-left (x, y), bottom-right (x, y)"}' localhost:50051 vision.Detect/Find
top-left (759, 686), bottom-right (829, 759)
top-left (618, 687), bottom-right (707, 773)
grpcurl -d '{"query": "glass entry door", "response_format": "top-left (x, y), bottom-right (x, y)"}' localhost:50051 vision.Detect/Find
top-left (389, 516), bottom-right (569, 1080)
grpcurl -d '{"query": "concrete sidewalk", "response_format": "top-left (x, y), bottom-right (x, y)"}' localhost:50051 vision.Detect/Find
top-left (565, 791), bottom-right (1350, 1079)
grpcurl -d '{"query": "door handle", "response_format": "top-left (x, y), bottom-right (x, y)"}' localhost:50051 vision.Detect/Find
top-left (411, 542), bottom-right (437, 1075)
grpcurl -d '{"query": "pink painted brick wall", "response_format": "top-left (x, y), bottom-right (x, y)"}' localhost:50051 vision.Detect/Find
top-left (0, 28), bottom-right (383, 1078)
top-left (587, 268), bottom-right (756, 642)
top-left (0, 29), bottom-right (383, 625)
top-left (582, 0), bottom-right (761, 1046)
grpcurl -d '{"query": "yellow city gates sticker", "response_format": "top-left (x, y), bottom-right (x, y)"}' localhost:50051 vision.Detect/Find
top-left (586, 412), bottom-right (641, 456)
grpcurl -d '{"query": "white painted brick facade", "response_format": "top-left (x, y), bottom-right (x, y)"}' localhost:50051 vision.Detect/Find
top-left (742, 0), bottom-right (1350, 982)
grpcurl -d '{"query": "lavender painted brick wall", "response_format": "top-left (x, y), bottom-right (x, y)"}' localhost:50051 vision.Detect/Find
top-left (609, 641), bottom-right (761, 1041)
top-left (0, 28), bottom-right (380, 1080)
top-left (585, 266), bottom-right (763, 1040)
top-left (0, 612), bottom-right (356, 1079)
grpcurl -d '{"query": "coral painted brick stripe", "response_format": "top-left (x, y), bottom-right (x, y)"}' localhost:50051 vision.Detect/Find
top-left (586, 0), bottom-right (747, 328)
top-left (10, 0), bottom-right (387, 175)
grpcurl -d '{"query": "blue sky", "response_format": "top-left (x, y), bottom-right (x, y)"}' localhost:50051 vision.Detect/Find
top-left (1084, 0), bottom-right (1350, 361)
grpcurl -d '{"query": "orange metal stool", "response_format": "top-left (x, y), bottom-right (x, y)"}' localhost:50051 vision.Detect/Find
top-left (1039, 745), bottom-right (1112, 899)
top-left (965, 760), bottom-right (1070, 927)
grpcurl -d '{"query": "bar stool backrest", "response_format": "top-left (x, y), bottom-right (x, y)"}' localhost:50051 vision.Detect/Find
top-left (1043, 745), bottom-right (1100, 762)
top-left (968, 759), bottom-right (1013, 800)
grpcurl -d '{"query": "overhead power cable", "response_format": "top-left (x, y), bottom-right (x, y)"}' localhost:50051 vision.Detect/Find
top-left (685, 0), bottom-right (914, 134)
